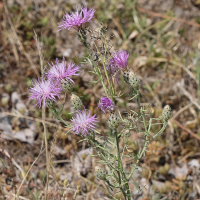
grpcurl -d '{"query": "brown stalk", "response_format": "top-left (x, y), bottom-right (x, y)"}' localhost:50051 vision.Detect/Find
top-left (173, 120), bottom-right (200, 141)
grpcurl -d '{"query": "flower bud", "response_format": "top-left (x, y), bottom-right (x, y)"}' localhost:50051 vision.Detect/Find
top-left (71, 94), bottom-right (83, 110)
top-left (162, 105), bottom-right (171, 121)
top-left (1, 96), bottom-right (9, 106)
top-left (107, 113), bottom-right (119, 129)
top-left (95, 166), bottom-right (106, 180)
top-left (78, 28), bottom-right (87, 43)
top-left (61, 80), bottom-right (73, 93)
top-left (5, 83), bottom-right (12, 93)
top-left (46, 99), bottom-right (55, 108)
top-left (129, 71), bottom-right (140, 90)
top-left (1, 93), bottom-right (10, 107)
top-left (122, 68), bottom-right (130, 83)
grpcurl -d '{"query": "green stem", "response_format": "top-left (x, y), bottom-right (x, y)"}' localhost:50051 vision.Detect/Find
top-left (136, 90), bottom-right (141, 112)
top-left (83, 42), bottom-right (109, 96)
top-left (42, 101), bottom-right (49, 200)
top-left (94, 42), bottom-right (115, 98)
top-left (114, 130), bottom-right (131, 200)
top-left (150, 121), bottom-right (167, 141)
top-left (91, 138), bottom-right (127, 198)
top-left (57, 115), bottom-right (69, 127)
top-left (115, 131), bottom-right (122, 183)
top-left (59, 92), bottom-right (67, 114)
top-left (90, 139), bottom-right (119, 181)
top-left (127, 121), bottom-right (167, 180)
top-left (106, 180), bottom-right (128, 189)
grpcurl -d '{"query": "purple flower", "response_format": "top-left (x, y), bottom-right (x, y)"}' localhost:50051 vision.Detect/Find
top-left (47, 58), bottom-right (80, 83)
top-left (29, 78), bottom-right (62, 108)
top-left (71, 110), bottom-right (98, 135)
top-left (105, 64), bottom-right (120, 84)
top-left (58, 6), bottom-right (95, 31)
top-left (98, 97), bottom-right (115, 113)
top-left (110, 50), bottom-right (129, 70)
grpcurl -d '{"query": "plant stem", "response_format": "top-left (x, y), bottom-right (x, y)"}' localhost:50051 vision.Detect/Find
top-left (83, 42), bottom-right (109, 96)
top-left (136, 90), bottom-right (141, 112)
top-left (127, 121), bottom-right (167, 180)
top-left (94, 42), bottom-right (115, 98)
top-left (42, 101), bottom-right (49, 200)
top-left (114, 130), bottom-right (131, 200)
top-left (90, 138), bottom-right (128, 198)
top-left (57, 114), bottom-right (69, 127)
top-left (59, 92), bottom-right (67, 114)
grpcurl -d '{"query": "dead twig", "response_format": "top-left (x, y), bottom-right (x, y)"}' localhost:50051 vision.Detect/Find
top-left (177, 82), bottom-right (200, 110)
top-left (171, 103), bottom-right (193, 121)
top-left (3, 111), bottom-right (66, 130)
top-left (173, 120), bottom-right (200, 141)
top-left (12, 147), bottom-right (45, 200)
top-left (0, 148), bottom-right (24, 174)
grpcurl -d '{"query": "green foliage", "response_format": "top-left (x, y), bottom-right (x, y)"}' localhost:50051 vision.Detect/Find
top-left (41, 36), bottom-right (56, 58)
top-left (40, 17), bottom-right (49, 26)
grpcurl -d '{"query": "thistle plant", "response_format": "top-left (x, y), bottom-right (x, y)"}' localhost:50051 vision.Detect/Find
top-left (29, 5), bottom-right (172, 200)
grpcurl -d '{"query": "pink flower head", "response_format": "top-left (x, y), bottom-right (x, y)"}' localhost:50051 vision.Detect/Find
top-left (58, 6), bottom-right (95, 31)
top-left (71, 110), bottom-right (98, 135)
top-left (29, 78), bottom-right (62, 108)
top-left (47, 58), bottom-right (80, 83)
top-left (110, 50), bottom-right (129, 70)
top-left (98, 97), bottom-right (115, 113)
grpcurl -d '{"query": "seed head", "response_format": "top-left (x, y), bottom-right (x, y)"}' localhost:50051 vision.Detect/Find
top-left (95, 166), bottom-right (106, 180)
top-left (61, 80), bottom-right (73, 93)
top-left (129, 71), bottom-right (140, 89)
top-left (162, 105), bottom-right (172, 121)
top-left (58, 6), bottom-right (95, 31)
top-left (71, 94), bottom-right (83, 110)
top-left (122, 68), bottom-right (130, 83)
top-left (71, 110), bottom-right (98, 135)
top-left (107, 113), bottom-right (119, 129)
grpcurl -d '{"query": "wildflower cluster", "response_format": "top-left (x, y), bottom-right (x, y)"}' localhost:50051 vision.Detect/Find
top-left (29, 6), bottom-right (172, 200)
top-left (29, 58), bottom-right (79, 107)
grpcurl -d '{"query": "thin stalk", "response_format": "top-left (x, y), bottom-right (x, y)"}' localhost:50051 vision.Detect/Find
top-left (136, 90), bottom-right (141, 111)
top-left (83, 42), bottom-right (109, 96)
top-left (94, 42), bottom-right (115, 98)
top-left (114, 130), bottom-right (131, 200)
top-left (102, 36), bottom-right (116, 100)
top-left (91, 139), bottom-right (119, 180)
top-left (142, 114), bottom-right (148, 134)
top-left (104, 181), bottom-right (115, 199)
top-left (127, 121), bottom-right (167, 180)
top-left (90, 139), bottom-right (128, 197)
top-left (42, 101), bottom-right (49, 200)
top-left (33, 29), bottom-right (48, 199)
top-left (57, 114), bottom-right (69, 127)
top-left (106, 180), bottom-right (128, 189)
top-left (150, 121), bottom-right (167, 141)
top-left (59, 92), bottom-right (67, 114)
top-left (115, 131), bottom-right (122, 183)
top-left (13, 148), bottom-right (45, 200)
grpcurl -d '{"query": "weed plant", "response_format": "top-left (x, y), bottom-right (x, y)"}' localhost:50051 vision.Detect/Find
top-left (29, 6), bottom-right (171, 200)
